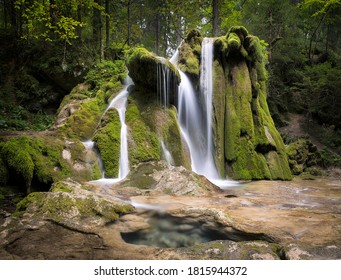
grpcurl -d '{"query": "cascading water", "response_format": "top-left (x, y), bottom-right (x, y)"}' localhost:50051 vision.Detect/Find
top-left (82, 140), bottom-right (105, 178)
top-left (156, 57), bottom-right (175, 165)
top-left (160, 140), bottom-right (174, 165)
top-left (91, 78), bottom-right (132, 184)
top-left (171, 39), bottom-right (236, 188)
top-left (106, 85), bottom-right (130, 180)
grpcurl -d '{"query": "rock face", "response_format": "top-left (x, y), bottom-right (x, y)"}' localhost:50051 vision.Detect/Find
top-left (177, 27), bottom-right (291, 180)
top-left (126, 27), bottom-right (291, 180)
top-left (124, 48), bottom-right (189, 169)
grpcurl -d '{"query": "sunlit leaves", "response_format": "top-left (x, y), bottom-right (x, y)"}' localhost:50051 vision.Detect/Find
top-left (14, 0), bottom-right (101, 44)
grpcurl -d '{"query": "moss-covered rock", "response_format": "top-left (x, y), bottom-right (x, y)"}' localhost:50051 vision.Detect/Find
top-left (54, 60), bottom-right (127, 141)
top-left (126, 47), bottom-right (180, 103)
top-left (0, 136), bottom-right (72, 192)
top-left (212, 26), bottom-right (291, 180)
top-left (13, 179), bottom-right (134, 226)
top-left (126, 84), bottom-right (190, 168)
top-left (0, 135), bottom-right (101, 192)
top-left (286, 139), bottom-right (322, 175)
top-left (92, 108), bottom-right (121, 178)
top-left (55, 91), bottom-right (108, 140)
top-left (125, 98), bottom-right (161, 166)
top-left (178, 29), bottom-right (203, 84)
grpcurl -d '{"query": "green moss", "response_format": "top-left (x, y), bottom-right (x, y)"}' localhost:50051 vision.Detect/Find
top-left (126, 47), bottom-right (180, 92)
top-left (126, 100), bottom-right (161, 166)
top-left (286, 139), bottom-right (322, 175)
top-left (57, 97), bottom-right (106, 140)
top-left (0, 136), bottom-right (72, 191)
top-left (228, 26), bottom-right (249, 41)
top-left (85, 60), bottom-right (127, 91)
top-left (237, 241), bottom-right (280, 260)
top-left (224, 61), bottom-right (254, 163)
top-left (57, 83), bottom-right (92, 114)
top-left (56, 60), bottom-right (126, 141)
top-left (50, 181), bottom-right (73, 193)
top-left (212, 60), bottom-right (227, 176)
top-left (14, 191), bottom-right (134, 222)
top-left (91, 162), bottom-right (102, 180)
top-left (14, 192), bottom-right (46, 217)
top-left (149, 107), bottom-right (189, 167)
top-left (178, 30), bottom-right (202, 80)
top-left (93, 108), bottom-right (121, 178)
top-left (227, 32), bottom-right (241, 52)
top-left (218, 28), bottom-right (291, 180)
top-left (178, 43), bottom-right (200, 76)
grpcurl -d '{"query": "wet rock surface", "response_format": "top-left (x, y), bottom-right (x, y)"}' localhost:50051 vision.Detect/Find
top-left (1, 171), bottom-right (341, 260)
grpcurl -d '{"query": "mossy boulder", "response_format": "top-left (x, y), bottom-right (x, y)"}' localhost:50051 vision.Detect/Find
top-left (55, 88), bottom-right (110, 140)
top-left (178, 29), bottom-right (203, 84)
top-left (13, 179), bottom-right (134, 227)
top-left (54, 60), bottom-right (126, 140)
top-left (0, 136), bottom-right (71, 192)
top-left (125, 98), bottom-right (161, 166)
top-left (92, 108), bottom-right (121, 178)
top-left (286, 139), bottom-right (322, 175)
top-left (126, 47), bottom-right (180, 104)
top-left (212, 26), bottom-right (291, 180)
top-left (0, 135), bottom-right (101, 193)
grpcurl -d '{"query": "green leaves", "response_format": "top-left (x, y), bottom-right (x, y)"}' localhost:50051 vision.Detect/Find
top-left (14, 0), bottom-right (94, 44)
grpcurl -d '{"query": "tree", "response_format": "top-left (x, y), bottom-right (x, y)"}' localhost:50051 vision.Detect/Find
top-left (212, 0), bottom-right (219, 36)
top-left (299, 0), bottom-right (341, 60)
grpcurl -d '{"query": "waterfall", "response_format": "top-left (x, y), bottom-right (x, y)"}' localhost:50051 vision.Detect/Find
top-left (200, 38), bottom-right (215, 172)
top-left (91, 78), bottom-right (132, 184)
top-left (82, 140), bottom-right (105, 178)
top-left (107, 85), bottom-right (130, 180)
top-left (171, 39), bottom-right (236, 188)
top-left (160, 140), bottom-right (174, 165)
top-left (156, 57), bottom-right (175, 165)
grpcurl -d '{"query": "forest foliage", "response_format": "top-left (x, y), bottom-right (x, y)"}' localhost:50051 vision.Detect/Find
top-left (0, 0), bottom-right (340, 155)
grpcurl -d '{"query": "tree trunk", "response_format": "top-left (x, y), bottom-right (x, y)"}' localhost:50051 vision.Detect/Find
top-left (77, 3), bottom-right (82, 44)
top-left (155, 11), bottom-right (160, 54)
top-left (127, 0), bottom-right (131, 46)
top-left (105, 0), bottom-right (110, 50)
top-left (3, 0), bottom-right (7, 29)
top-left (176, 15), bottom-right (182, 46)
top-left (308, 7), bottom-right (330, 61)
top-left (93, 0), bottom-right (104, 61)
top-left (50, 0), bottom-right (58, 27)
top-left (212, 0), bottom-right (219, 36)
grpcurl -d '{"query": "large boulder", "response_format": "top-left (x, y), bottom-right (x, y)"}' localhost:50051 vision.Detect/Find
top-left (126, 47), bottom-right (180, 105)
top-left (0, 135), bottom-right (101, 194)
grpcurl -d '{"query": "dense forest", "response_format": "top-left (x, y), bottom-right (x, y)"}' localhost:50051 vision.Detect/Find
top-left (0, 0), bottom-right (340, 161)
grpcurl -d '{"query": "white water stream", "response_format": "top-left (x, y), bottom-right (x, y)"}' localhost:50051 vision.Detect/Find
top-left (89, 79), bottom-right (132, 185)
top-left (171, 39), bottom-right (236, 188)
